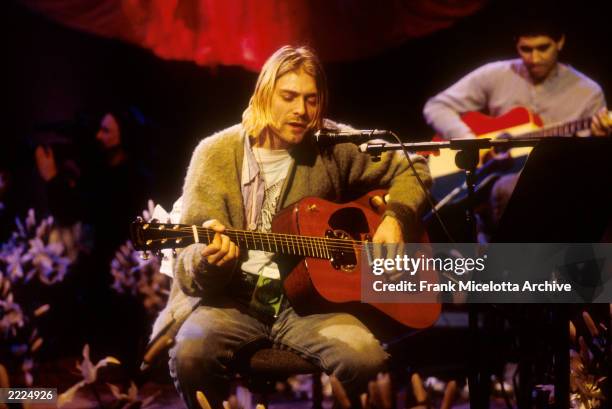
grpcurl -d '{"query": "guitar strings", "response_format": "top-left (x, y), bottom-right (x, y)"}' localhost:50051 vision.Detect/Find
top-left (141, 228), bottom-right (371, 253)
top-left (514, 117), bottom-right (591, 139)
top-left (147, 225), bottom-right (372, 247)
top-left (141, 237), bottom-right (369, 259)
top-left (144, 234), bottom-right (364, 253)
top-left (172, 226), bottom-right (369, 249)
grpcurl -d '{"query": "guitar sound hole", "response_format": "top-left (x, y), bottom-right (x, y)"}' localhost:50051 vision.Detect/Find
top-left (328, 207), bottom-right (369, 236)
top-left (326, 207), bottom-right (369, 272)
top-left (326, 229), bottom-right (357, 272)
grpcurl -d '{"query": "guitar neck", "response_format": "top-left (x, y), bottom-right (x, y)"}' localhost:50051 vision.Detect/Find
top-left (520, 116), bottom-right (592, 139)
top-left (203, 227), bottom-right (333, 258)
top-left (135, 222), bottom-right (341, 259)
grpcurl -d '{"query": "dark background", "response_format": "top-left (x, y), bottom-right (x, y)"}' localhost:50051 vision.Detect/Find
top-left (4, 0), bottom-right (611, 210)
top-left (1, 2), bottom-right (610, 398)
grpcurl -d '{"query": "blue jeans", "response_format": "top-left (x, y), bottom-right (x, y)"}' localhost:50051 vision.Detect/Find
top-left (169, 298), bottom-right (389, 408)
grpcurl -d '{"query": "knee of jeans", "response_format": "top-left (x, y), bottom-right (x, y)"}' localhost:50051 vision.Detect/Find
top-left (316, 320), bottom-right (388, 378)
top-left (169, 332), bottom-right (234, 409)
top-left (170, 328), bottom-right (227, 379)
top-left (336, 340), bottom-right (388, 380)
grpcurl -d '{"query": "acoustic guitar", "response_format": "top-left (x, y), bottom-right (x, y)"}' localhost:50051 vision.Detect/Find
top-left (428, 106), bottom-right (606, 179)
top-left (130, 190), bottom-right (441, 329)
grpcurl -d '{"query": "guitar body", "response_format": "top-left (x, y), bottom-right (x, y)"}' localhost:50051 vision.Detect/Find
top-left (429, 107), bottom-right (541, 179)
top-left (272, 190), bottom-right (441, 329)
top-left (460, 107), bottom-right (543, 136)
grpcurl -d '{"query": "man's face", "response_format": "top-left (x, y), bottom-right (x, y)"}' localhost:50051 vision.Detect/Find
top-left (267, 69), bottom-right (319, 149)
top-left (516, 35), bottom-right (564, 82)
top-left (96, 113), bottom-right (121, 149)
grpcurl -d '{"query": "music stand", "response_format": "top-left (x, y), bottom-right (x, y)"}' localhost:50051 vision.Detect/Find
top-left (494, 137), bottom-right (612, 243)
top-left (491, 137), bottom-right (612, 408)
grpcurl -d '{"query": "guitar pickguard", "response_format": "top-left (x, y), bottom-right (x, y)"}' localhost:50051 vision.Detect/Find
top-left (326, 206), bottom-right (372, 271)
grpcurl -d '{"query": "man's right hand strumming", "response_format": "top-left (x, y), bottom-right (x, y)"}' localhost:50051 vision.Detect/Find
top-left (201, 219), bottom-right (240, 267)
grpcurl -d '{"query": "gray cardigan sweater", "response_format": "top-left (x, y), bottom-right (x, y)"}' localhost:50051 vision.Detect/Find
top-left (150, 122), bottom-right (431, 341)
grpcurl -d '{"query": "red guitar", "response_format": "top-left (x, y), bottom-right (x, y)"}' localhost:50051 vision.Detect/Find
top-left (130, 191), bottom-right (441, 329)
top-left (428, 106), bottom-right (605, 179)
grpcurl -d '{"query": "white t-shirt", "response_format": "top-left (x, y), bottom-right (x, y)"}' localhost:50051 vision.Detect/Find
top-left (241, 147), bottom-right (292, 279)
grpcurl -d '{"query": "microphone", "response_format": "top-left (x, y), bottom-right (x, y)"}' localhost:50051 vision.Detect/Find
top-left (314, 129), bottom-right (393, 145)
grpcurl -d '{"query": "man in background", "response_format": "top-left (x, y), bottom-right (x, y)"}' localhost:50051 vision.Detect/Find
top-left (423, 20), bottom-right (610, 139)
top-left (423, 17), bottom-right (611, 240)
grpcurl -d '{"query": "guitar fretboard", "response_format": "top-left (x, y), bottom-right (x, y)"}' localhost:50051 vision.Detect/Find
top-left (138, 223), bottom-right (363, 259)
top-left (520, 117), bottom-right (592, 139)
top-left (217, 227), bottom-right (333, 258)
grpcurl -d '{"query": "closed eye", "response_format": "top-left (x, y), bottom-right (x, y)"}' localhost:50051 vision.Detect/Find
top-left (536, 44), bottom-right (551, 52)
top-left (281, 92), bottom-right (296, 101)
top-left (519, 44), bottom-right (552, 53)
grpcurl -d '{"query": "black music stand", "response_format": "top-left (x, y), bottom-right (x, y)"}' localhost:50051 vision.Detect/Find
top-left (491, 137), bottom-right (612, 408)
top-left (495, 137), bottom-right (612, 243)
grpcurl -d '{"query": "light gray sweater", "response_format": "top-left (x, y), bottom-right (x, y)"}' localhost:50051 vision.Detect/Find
top-left (423, 59), bottom-right (606, 140)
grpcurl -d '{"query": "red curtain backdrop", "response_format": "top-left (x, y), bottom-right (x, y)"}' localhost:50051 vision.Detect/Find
top-left (21, 0), bottom-right (486, 71)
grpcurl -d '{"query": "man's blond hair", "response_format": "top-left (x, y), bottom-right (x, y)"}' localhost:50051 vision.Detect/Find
top-left (242, 45), bottom-right (328, 138)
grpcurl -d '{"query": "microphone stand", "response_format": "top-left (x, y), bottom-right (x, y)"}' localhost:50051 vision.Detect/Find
top-left (361, 135), bottom-right (554, 409)
top-left (363, 136), bottom-right (547, 241)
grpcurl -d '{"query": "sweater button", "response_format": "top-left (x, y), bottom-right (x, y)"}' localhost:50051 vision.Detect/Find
top-left (248, 223), bottom-right (257, 230)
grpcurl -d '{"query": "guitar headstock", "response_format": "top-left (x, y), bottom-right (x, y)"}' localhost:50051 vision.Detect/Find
top-left (129, 220), bottom-right (194, 251)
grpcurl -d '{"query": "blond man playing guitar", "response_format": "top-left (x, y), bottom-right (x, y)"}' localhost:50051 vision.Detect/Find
top-left (152, 45), bottom-right (432, 409)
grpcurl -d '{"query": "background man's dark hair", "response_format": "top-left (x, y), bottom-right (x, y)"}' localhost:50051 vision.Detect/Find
top-left (511, 3), bottom-right (565, 42)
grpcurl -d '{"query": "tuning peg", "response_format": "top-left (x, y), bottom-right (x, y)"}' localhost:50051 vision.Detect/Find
top-left (135, 216), bottom-right (144, 223)
top-left (140, 251), bottom-right (150, 260)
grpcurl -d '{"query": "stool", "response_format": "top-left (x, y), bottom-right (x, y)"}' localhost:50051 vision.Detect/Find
top-left (233, 346), bottom-right (323, 409)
